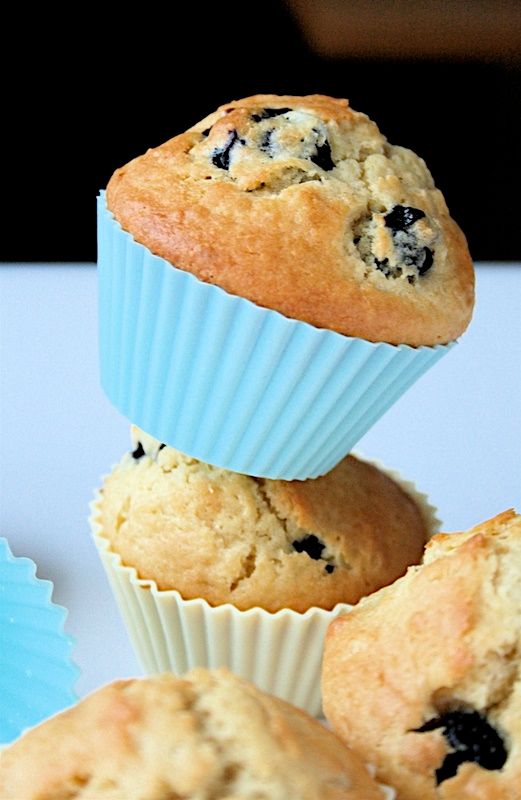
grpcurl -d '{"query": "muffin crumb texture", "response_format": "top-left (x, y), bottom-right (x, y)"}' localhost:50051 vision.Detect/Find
top-left (97, 427), bottom-right (429, 612)
top-left (0, 669), bottom-right (386, 799)
top-left (323, 509), bottom-right (521, 800)
top-left (107, 94), bottom-right (474, 345)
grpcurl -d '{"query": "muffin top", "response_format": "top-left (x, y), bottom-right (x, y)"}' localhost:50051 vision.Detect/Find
top-left (97, 427), bottom-right (430, 613)
top-left (0, 669), bottom-right (388, 800)
top-left (322, 510), bottom-right (521, 800)
top-left (106, 94), bottom-right (474, 346)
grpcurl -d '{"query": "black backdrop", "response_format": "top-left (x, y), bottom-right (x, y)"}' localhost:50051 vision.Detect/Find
top-left (3, 2), bottom-right (519, 262)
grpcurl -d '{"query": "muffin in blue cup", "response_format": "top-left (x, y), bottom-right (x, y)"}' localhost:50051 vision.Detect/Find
top-left (99, 94), bottom-right (474, 479)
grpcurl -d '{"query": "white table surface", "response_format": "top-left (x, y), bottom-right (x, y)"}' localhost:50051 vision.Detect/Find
top-left (1, 263), bottom-right (520, 698)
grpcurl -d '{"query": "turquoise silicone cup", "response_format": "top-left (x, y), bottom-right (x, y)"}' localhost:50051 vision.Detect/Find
top-left (0, 538), bottom-right (79, 744)
top-left (98, 192), bottom-right (452, 479)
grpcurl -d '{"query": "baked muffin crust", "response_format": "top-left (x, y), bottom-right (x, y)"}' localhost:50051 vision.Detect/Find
top-left (107, 94), bottom-right (474, 345)
top-left (323, 510), bottom-right (521, 799)
top-left (0, 669), bottom-right (386, 799)
top-left (98, 427), bottom-right (429, 612)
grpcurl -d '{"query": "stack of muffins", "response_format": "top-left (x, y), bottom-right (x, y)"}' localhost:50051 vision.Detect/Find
top-left (4, 94), bottom-right (520, 799)
top-left (91, 94), bottom-right (475, 717)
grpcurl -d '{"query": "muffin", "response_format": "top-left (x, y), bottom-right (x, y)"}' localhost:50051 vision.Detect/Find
top-left (98, 94), bottom-right (469, 480)
top-left (99, 426), bottom-right (431, 612)
top-left (322, 510), bottom-right (521, 799)
top-left (107, 94), bottom-right (473, 346)
top-left (0, 669), bottom-right (393, 799)
top-left (90, 425), bottom-right (437, 715)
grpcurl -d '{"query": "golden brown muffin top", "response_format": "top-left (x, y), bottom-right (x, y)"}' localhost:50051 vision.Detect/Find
top-left (0, 669), bottom-right (387, 799)
top-left (97, 426), bottom-right (430, 613)
top-left (107, 94), bottom-right (474, 346)
top-left (323, 510), bottom-right (521, 800)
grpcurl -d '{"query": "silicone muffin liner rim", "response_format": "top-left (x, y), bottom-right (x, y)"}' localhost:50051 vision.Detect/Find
top-left (98, 192), bottom-right (453, 480)
top-left (90, 499), bottom-right (353, 620)
top-left (0, 537), bottom-right (80, 745)
top-left (89, 451), bottom-right (439, 718)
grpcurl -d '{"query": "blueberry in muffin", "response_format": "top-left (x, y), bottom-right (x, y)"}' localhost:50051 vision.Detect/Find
top-left (323, 510), bottom-right (521, 800)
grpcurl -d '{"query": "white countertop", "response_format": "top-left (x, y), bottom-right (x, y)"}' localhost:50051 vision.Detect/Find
top-left (1, 263), bottom-right (520, 698)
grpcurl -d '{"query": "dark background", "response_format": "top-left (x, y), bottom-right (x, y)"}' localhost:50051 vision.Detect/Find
top-left (3, 1), bottom-right (520, 262)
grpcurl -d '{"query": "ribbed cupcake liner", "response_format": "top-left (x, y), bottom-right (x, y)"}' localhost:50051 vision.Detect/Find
top-left (91, 507), bottom-right (349, 717)
top-left (89, 455), bottom-right (439, 718)
top-left (0, 538), bottom-right (79, 744)
top-left (98, 192), bottom-right (452, 480)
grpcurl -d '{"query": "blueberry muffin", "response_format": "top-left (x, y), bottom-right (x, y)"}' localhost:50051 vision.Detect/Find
top-left (106, 94), bottom-right (474, 346)
top-left (322, 510), bottom-right (521, 799)
top-left (0, 669), bottom-right (390, 799)
top-left (97, 426), bottom-right (430, 612)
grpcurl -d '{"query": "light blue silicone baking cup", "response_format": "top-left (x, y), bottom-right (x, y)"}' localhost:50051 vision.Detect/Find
top-left (98, 192), bottom-right (453, 479)
top-left (0, 538), bottom-right (79, 744)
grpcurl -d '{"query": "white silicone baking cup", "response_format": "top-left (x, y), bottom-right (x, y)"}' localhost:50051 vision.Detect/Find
top-left (89, 455), bottom-right (438, 718)
top-left (98, 192), bottom-right (452, 480)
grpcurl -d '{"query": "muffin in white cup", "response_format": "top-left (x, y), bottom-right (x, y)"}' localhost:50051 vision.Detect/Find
top-left (90, 426), bottom-right (438, 715)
